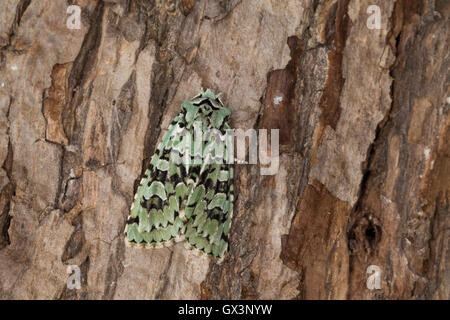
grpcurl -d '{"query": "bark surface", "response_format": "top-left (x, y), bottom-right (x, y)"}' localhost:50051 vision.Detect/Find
top-left (0, 0), bottom-right (448, 299)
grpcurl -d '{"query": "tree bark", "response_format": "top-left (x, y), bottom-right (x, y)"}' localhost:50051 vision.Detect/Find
top-left (0, 0), bottom-right (448, 299)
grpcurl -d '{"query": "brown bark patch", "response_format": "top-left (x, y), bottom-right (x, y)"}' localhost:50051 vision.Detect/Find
top-left (259, 36), bottom-right (302, 145)
top-left (317, 0), bottom-right (350, 131)
top-left (82, 100), bottom-right (108, 169)
top-left (420, 118), bottom-right (450, 277)
top-left (43, 63), bottom-right (71, 145)
top-left (0, 141), bottom-right (14, 249)
top-left (181, 0), bottom-right (196, 15)
top-left (0, 183), bottom-right (14, 249)
top-left (281, 180), bottom-right (350, 299)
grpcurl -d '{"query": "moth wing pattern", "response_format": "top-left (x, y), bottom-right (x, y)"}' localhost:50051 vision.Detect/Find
top-left (124, 89), bottom-right (234, 262)
top-left (124, 112), bottom-right (191, 248)
top-left (183, 97), bottom-right (234, 262)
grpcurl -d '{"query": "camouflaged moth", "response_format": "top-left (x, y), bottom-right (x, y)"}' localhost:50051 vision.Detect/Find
top-left (124, 89), bottom-right (234, 262)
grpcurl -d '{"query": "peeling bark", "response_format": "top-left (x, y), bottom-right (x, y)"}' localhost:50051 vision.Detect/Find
top-left (0, 0), bottom-right (448, 300)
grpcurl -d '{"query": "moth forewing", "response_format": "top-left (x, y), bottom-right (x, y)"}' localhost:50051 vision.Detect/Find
top-left (124, 89), bottom-right (234, 262)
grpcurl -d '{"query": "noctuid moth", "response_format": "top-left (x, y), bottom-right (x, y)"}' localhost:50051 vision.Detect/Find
top-left (124, 89), bottom-right (234, 262)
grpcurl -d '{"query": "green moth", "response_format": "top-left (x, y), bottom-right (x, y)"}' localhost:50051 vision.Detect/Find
top-left (124, 89), bottom-right (234, 262)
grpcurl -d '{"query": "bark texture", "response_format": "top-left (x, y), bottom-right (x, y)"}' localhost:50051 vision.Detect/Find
top-left (0, 0), bottom-right (448, 299)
